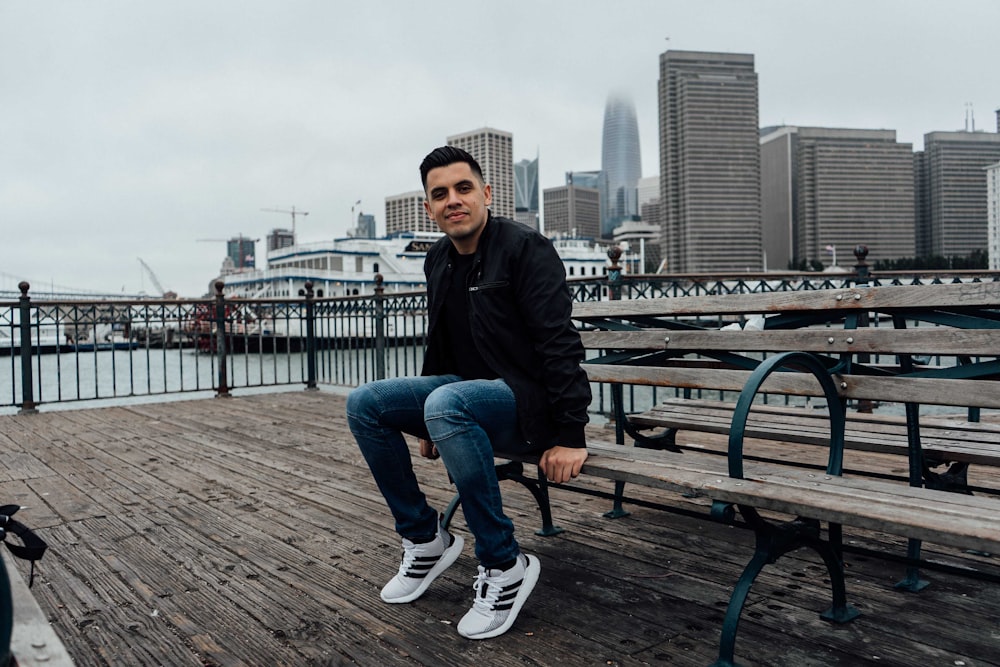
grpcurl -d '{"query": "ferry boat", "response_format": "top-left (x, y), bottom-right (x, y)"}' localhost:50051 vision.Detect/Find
top-left (214, 231), bottom-right (613, 300)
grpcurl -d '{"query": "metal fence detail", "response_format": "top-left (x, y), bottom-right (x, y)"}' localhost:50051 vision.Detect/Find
top-left (4, 254), bottom-right (1000, 413)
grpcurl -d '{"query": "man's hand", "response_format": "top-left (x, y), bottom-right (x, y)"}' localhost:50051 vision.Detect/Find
top-left (538, 446), bottom-right (588, 484)
top-left (419, 438), bottom-right (439, 459)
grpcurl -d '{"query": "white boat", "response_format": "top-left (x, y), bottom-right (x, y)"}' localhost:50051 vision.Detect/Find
top-left (215, 231), bottom-right (615, 300)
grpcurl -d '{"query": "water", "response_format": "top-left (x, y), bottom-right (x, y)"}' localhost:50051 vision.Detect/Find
top-left (0, 341), bottom-right (430, 414)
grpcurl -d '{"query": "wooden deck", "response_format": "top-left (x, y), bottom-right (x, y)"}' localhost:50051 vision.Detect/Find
top-left (2, 388), bottom-right (1000, 667)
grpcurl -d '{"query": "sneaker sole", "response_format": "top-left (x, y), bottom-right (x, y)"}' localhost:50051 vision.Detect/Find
top-left (459, 554), bottom-right (540, 640)
top-left (380, 534), bottom-right (465, 604)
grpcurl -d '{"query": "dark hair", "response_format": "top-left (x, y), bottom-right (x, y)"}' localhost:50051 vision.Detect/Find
top-left (419, 146), bottom-right (485, 190)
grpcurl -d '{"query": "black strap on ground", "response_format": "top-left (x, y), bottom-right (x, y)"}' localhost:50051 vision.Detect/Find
top-left (0, 505), bottom-right (48, 588)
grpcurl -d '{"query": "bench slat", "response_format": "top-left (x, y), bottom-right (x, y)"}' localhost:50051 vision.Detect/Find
top-left (582, 328), bottom-right (1000, 356)
top-left (583, 364), bottom-right (1000, 409)
top-left (573, 282), bottom-right (1000, 319)
top-left (564, 443), bottom-right (1000, 555)
top-left (629, 399), bottom-right (1000, 464)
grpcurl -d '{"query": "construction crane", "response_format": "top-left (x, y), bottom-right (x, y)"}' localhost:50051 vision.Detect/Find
top-left (261, 206), bottom-right (309, 240)
top-left (137, 257), bottom-right (166, 296)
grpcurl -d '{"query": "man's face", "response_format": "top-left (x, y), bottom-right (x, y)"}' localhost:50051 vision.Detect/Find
top-left (423, 161), bottom-right (492, 253)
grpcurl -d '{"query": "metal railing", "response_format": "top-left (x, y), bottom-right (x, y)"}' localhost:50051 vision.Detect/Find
top-left (4, 249), bottom-right (1000, 414)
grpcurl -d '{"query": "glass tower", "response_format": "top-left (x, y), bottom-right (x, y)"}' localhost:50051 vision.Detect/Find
top-left (600, 94), bottom-right (642, 238)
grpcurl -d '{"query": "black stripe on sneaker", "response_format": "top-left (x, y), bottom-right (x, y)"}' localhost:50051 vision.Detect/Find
top-left (404, 555), bottom-right (441, 577)
top-left (489, 580), bottom-right (523, 610)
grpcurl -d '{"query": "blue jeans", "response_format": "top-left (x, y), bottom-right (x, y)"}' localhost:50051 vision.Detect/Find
top-left (346, 375), bottom-right (539, 568)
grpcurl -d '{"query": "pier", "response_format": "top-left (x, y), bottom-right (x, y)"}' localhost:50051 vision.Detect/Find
top-left (3, 389), bottom-right (1000, 666)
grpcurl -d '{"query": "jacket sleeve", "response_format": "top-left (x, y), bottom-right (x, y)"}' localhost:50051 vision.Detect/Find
top-left (512, 234), bottom-right (591, 447)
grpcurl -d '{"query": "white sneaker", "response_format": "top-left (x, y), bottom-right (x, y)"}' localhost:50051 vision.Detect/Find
top-left (380, 525), bottom-right (465, 604)
top-left (457, 553), bottom-right (540, 640)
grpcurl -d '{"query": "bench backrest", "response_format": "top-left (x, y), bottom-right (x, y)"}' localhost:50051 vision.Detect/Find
top-left (572, 282), bottom-right (1000, 410)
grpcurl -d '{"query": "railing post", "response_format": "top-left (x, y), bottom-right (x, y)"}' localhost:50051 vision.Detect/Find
top-left (213, 280), bottom-right (230, 398)
top-left (603, 246), bottom-right (631, 517)
top-left (853, 245), bottom-right (873, 414)
top-left (374, 273), bottom-right (386, 380)
top-left (303, 281), bottom-right (318, 390)
top-left (17, 282), bottom-right (37, 415)
top-left (607, 246), bottom-right (623, 302)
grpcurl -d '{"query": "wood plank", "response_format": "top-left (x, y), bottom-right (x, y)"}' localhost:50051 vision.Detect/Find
top-left (583, 363), bottom-right (1000, 409)
top-left (564, 443), bottom-right (1000, 554)
top-left (3, 549), bottom-right (75, 667)
top-left (630, 402), bottom-right (1000, 465)
top-left (573, 282), bottom-right (1000, 319)
top-left (5, 391), bottom-right (1000, 667)
top-left (583, 327), bottom-right (1000, 356)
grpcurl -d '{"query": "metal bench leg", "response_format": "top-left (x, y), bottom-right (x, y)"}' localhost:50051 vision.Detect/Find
top-left (896, 402), bottom-right (930, 591)
top-left (440, 492), bottom-right (461, 532)
top-left (814, 524), bottom-right (861, 623)
top-left (894, 538), bottom-right (929, 592)
top-left (442, 461), bottom-right (564, 536)
top-left (711, 518), bottom-right (860, 667)
top-left (604, 480), bottom-right (631, 519)
top-left (710, 544), bottom-right (769, 667)
top-left (496, 462), bottom-right (565, 536)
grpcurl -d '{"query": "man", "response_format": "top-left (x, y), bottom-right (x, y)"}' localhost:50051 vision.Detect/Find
top-left (346, 146), bottom-right (591, 639)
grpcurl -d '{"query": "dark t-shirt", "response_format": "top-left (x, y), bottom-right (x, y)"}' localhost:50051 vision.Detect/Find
top-left (442, 251), bottom-right (498, 381)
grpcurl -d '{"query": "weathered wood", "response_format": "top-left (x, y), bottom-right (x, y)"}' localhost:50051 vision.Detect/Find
top-left (573, 281), bottom-right (1000, 318)
top-left (5, 391), bottom-right (1000, 666)
top-left (584, 363), bottom-right (1000, 408)
top-left (630, 398), bottom-right (1000, 465)
top-left (3, 549), bottom-right (75, 666)
top-left (583, 327), bottom-right (1000, 356)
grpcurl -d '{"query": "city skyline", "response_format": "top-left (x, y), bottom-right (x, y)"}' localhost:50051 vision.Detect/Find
top-left (2, 1), bottom-right (998, 297)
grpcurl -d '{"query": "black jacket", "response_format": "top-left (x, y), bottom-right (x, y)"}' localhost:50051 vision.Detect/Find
top-left (421, 215), bottom-right (591, 449)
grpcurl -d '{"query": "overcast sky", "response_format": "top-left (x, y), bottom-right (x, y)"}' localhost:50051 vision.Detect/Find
top-left (2, 0), bottom-right (997, 297)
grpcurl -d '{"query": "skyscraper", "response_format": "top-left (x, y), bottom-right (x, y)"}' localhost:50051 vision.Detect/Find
top-left (267, 228), bottom-right (295, 252)
top-left (356, 212), bottom-right (376, 239)
top-left (659, 50), bottom-right (762, 272)
top-left (988, 161), bottom-right (1000, 270)
top-left (760, 126), bottom-right (915, 269)
top-left (543, 184), bottom-right (600, 239)
top-left (226, 236), bottom-right (257, 270)
top-left (566, 171), bottom-right (601, 189)
top-left (915, 131), bottom-right (1000, 258)
top-left (514, 156), bottom-right (540, 230)
top-left (384, 191), bottom-right (430, 236)
top-left (447, 127), bottom-right (514, 219)
top-left (600, 94), bottom-right (642, 238)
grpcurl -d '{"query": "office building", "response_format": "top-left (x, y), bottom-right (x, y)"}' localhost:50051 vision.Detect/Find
top-left (760, 126), bottom-right (915, 270)
top-left (566, 170), bottom-right (601, 189)
top-left (447, 127), bottom-right (515, 219)
top-left (267, 229), bottom-right (295, 252)
top-left (637, 175), bottom-right (660, 211)
top-left (543, 185), bottom-right (600, 239)
top-left (659, 50), bottom-right (762, 272)
top-left (515, 156), bottom-right (540, 230)
top-left (915, 131), bottom-right (1000, 258)
top-left (988, 162), bottom-right (1000, 270)
top-left (640, 197), bottom-right (664, 271)
top-left (226, 236), bottom-right (257, 270)
top-left (354, 212), bottom-right (376, 239)
top-left (600, 94), bottom-right (642, 238)
top-left (385, 191), bottom-right (430, 235)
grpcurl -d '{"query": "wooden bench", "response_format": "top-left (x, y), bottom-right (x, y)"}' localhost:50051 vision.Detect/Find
top-left (444, 281), bottom-right (1000, 667)
top-left (2, 549), bottom-right (74, 666)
